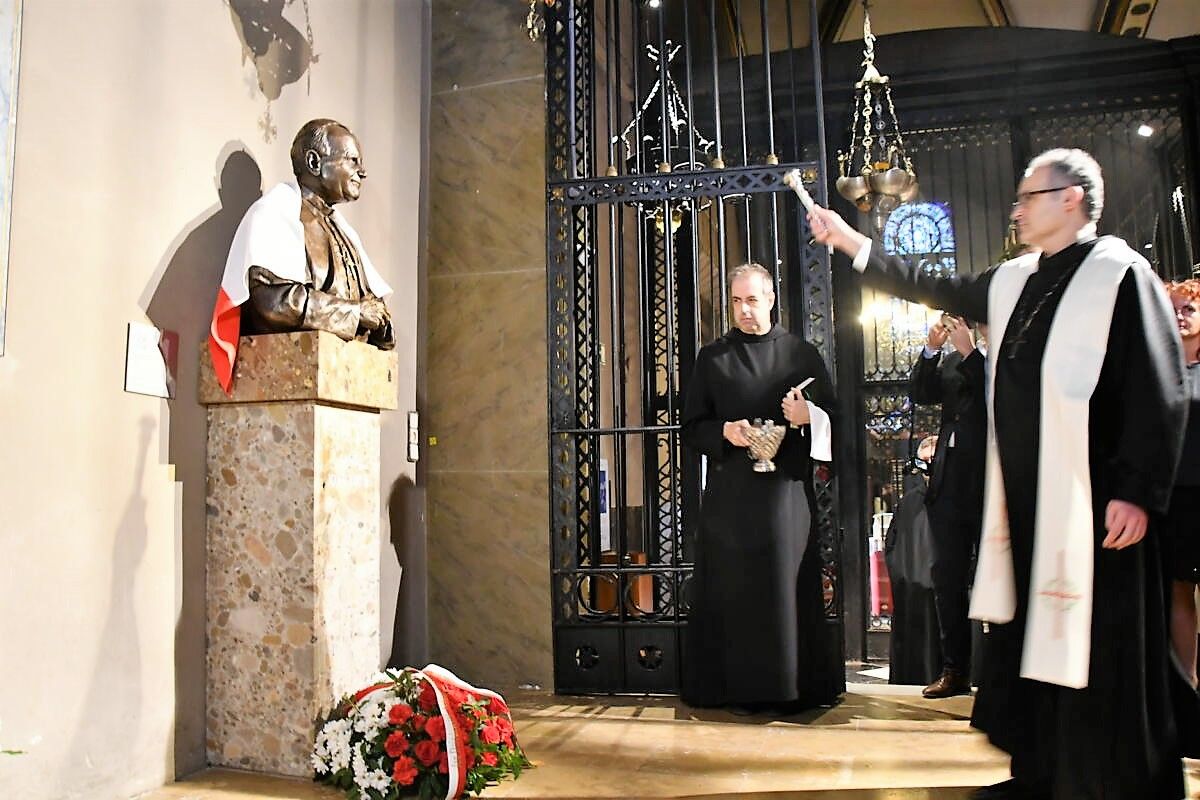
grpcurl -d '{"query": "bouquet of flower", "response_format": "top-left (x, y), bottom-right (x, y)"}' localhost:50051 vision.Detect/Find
top-left (312, 664), bottom-right (531, 799)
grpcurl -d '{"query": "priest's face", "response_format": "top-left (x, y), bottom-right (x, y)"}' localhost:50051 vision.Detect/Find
top-left (1010, 165), bottom-right (1082, 249)
top-left (317, 129), bottom-right (367, 204)
top-left (730, 272), bottom-right (775, 335)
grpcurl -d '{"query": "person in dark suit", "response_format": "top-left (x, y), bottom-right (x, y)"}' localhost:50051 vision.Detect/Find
top-left (910, 314), bottom-right (988, 698)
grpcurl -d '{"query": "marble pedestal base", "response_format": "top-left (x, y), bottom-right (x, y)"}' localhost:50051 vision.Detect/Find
top-left (200, 332), bottom-right (397, 776)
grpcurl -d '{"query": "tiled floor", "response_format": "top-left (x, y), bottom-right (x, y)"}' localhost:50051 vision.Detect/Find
top-left (137, 685), bottom-right (1200, 799)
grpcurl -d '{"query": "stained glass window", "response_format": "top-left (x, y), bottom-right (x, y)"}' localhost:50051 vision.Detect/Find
top-left (882, 201), bottom-right (957, 278)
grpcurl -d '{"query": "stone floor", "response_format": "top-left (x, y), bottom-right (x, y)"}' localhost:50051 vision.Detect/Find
top-left (137, 685), bottom-right (1200, 799)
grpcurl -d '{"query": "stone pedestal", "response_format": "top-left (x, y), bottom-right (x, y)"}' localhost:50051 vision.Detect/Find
top-left (200, 331), bottom-right (398, 776)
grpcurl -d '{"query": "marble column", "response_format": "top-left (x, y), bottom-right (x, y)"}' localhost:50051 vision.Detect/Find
top-left (199, 331), bottom-right (397, 776)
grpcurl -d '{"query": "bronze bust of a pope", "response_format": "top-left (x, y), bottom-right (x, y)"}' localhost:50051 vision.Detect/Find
top-left (208, 118), bottom-right (394, 393)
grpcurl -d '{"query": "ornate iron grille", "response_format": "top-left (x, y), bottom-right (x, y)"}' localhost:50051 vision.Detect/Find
top-left (1030, 106), bottom-right (1188, 278)
top-left (546, 0), bottom-right (842, 694)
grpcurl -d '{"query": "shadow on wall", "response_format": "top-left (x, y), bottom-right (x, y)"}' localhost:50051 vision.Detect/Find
top-left (227, 0), bottom-right (316, 101)
top-left (59, 418), bottom-right (154, 795)
top-left (387, 474), bottom-right (428, 669)
top-left (143, 146), bottom-right (262, 775)
top-left (227, 0), bottom-right (318, 141)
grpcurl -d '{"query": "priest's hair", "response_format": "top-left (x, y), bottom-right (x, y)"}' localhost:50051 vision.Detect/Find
top-left (1026, 148), bottom-right (1104, 223)
top-left (291, 118), bottom-right (351, 177)
top-left (728, 262), bottom-right (774, 295)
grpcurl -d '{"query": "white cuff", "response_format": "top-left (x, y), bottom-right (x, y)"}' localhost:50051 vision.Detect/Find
top-left (806, 402), bottom-right (832, 462)
top-left (851, 239), bottom-right (872, 272)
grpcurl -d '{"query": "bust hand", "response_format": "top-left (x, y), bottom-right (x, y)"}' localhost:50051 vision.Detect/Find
top-left (359, 296), bottom-right (388, 331)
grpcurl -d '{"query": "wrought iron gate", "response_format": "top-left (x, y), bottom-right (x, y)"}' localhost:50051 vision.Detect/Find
top-left (544, 0), bottom-right (843, 694)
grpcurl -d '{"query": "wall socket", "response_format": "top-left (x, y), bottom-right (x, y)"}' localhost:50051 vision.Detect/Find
top-left (407, 411), bottom-right (420, 462)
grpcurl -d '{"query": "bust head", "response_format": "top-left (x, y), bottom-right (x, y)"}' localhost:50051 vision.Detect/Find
top-left (290, 118), bottom-right (367, 205)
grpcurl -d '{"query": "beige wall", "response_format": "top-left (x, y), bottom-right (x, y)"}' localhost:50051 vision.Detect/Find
top-left (0, 1), bottom-right (427, 797)
top-left (426, 1), bottom-right (551, 688)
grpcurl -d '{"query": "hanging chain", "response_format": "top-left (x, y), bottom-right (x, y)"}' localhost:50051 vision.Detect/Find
top-left (884, 89), bottom-right (914, 172)
top-left (298, 0), bottom-right (316, 94)
top-left (861, 85), bottom-right (874, 173)
top-left (861, 1), bottom-right (876, 72)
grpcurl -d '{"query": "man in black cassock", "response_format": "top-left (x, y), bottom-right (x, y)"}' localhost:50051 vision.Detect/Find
top-left (910, 315), bottom-right (988, 698)
top-left (810, 148), bottom-right (1188, 799)
top-left (681, 263), bottom-right (844, 712)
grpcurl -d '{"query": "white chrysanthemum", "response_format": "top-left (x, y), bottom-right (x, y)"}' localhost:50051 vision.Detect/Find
top-left (351, 743), bottom-right (393, 795)
top-left (316, 717), bottom-right (353, 773)
top-left (353, 696), bottom-right (391, 737)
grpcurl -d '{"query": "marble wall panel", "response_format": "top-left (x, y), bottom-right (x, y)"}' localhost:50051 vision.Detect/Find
top-left (206, 401), bottom-right (381, 777)
top-left (428, 77), bottom-right (546, 278)
top-left (427, 1), bottom-right (551, 695)
top-left (431, 0), bottom-right (543, 94)
top-left (427, 470), bottom-right (551, 687)
top-left (426, 269), bottom-right (546, 473)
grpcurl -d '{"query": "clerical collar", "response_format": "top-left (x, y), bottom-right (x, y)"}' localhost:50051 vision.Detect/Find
top-left (727, 324), bottom-right (784, 343)
top-left (302, 191), bottom-right (336, 217)
top-left (1037, 235), bottom-right (1097, 273)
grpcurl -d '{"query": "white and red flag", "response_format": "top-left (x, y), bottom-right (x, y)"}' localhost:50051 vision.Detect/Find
top-left (208, 180), bottom-right (392, 393)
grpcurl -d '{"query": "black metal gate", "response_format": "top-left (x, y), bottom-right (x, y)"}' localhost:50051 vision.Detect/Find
top-left (544, 0), bottom-right (843, 694)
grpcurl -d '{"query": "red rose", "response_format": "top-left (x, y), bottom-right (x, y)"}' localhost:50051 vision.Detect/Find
top-left (438, 752), bottom-right (449, 774)
top-left (391, 756), bottom-right (418, 786)
top-left (410, 714), bottom-right (427, 732)
top-left (481, 751), bottom-right (499, 767)
top-left (388, 703), bottom-right (413, 725)
top-left (425, 716), bottom-right (446, 742)
top-left (480, 720), bottom-right (502, 745)
top-left (414, 739), bottom-right (441, 767)
top-left (384, 730), bottom-right (409, 758)
top-left (487, 696), bottom-right (509, 715)
top-left (418, 682), bottom-right (439, 712)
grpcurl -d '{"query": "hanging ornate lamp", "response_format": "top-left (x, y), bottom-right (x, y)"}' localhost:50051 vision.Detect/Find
top-left (835, 1), bottom-right (918, 230)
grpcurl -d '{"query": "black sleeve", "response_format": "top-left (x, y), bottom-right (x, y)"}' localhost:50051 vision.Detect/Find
top-left (1104, 268), bottom-right (1189, 513)
top-left (680, 350), bottom-right (735, 461)
top-left (957, 347), bottom-right (986, 386)
top-left (909, 351), bottom-right (944, 405)
top-left (861, 241), bottom-right (994, 324)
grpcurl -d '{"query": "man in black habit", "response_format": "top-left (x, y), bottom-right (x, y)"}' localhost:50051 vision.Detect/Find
top-left (809, 148), bottom-right (1188, 799)
top-left (680, 263), bottom-right (843, 712)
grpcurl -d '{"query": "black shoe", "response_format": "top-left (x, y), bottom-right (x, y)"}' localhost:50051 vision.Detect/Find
top-left (922, 667), bottom-right (971, 698)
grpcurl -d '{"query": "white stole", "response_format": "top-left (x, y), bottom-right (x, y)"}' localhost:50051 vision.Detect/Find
top-left (969, 237), bottom-right (1134, 689)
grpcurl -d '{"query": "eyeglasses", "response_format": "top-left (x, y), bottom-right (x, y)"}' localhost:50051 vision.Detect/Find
top-left (1011, 185), bottom-right (1081, 209)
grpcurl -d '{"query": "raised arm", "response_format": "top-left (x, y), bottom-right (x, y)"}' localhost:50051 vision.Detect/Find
top-left (808, 206), bottom-right (992, 323)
